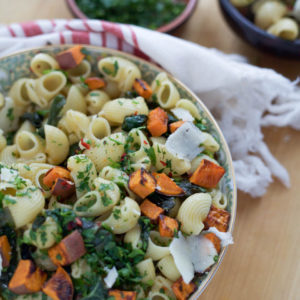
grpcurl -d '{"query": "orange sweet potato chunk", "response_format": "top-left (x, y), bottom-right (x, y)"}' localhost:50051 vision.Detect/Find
top-left (204, 232), bottom-right (221, 253)
top-left (172, 277), bottom-right (196, 300)
top-left (153, 172), bottom-right (184, 196)
top-left (43, 166), bottom-right (72, 189)
top-left (43, 267), bottom-right (73, 300)
top-left (48, 230), bottom-right (86, 266)
top-left (56, 45), bottom-right (85, 70)
top-left (140, 199), bottom-right (164, 222)
top-left (203, 205), bottom-right (230, 232)
top-left (0, 235), bottom-right (11, 267)
top-left (108, 290), bottom-right (137, 300)
top-left (189, 159), bottom-right (225, 189)
top-left (159, 215), bottom-right (179, 238)
top-left (133, 79), bottom-right (152, 99)
top-left (147, 107), bottom-right (168, 137)
top-left (8, 260), bottom-right (46, 294)
top-left (129, 169), bottom-right (156, 199)
top-left (169, 120), bottom-right (186, 133)
top-left (85, 77), bottom-right (106, 90)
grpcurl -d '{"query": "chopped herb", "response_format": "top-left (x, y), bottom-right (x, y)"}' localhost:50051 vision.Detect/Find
top-left (23, 165), bottom-right (31, 171)
top-left (214, 255), bottom-right (219, 262)
top-left (112, 208), bottom-right (121, 220)
top-left (122, 115), bottom-right (148, 132)
top-left (195, 119), bottom-right (208, 132)
top-left (103, 60), bottom-right (119, 77)
top-left (6, 108), bottom-right (14, 121)
top-left (108, 137), bottom-right (123, 145)
top-left (144, 147), bottom-right (156, 165)
top-left (76, 198), bottom-right (97, 212)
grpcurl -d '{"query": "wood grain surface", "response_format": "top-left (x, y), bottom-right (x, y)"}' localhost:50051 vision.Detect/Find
top-left (0, 0), bottom-right (299, 299)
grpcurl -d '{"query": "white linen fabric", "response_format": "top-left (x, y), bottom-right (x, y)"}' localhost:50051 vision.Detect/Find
top-left (0, 19), bottom-right (299, 197)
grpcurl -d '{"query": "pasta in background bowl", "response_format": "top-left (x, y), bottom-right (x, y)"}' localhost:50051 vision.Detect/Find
top-left (0, 45), bottom-right (236, 300)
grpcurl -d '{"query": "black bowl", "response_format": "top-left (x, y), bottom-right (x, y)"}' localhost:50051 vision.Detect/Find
top-left (219, 0), bottom-right (300, 58)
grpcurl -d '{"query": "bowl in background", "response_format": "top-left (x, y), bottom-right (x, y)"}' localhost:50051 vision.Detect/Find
top-left (66, 0), bottom-right (198, 33)
top-left (219, 0), bottom-right (300, 58)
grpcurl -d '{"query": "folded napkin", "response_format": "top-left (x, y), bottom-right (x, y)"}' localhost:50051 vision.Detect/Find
top-left (0, 19), bottom-right (299, 197)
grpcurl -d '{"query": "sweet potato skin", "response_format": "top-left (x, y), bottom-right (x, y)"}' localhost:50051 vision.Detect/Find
top-left (204, 232), bottom-right (221, 253)
top-left (172, 277), bottom-right (196, 300)
top-left (147, 107), bottom-right (168, 137)
top-left (85, 77), bottom-right (106, 90)
top-left (140, 199), bottom-right (164, 222)
top-left (51, 178), bottom-right (75, 200)
top-left (129, 168), bottom-right (156, 199)
top-left (189, 159), bottom-right (225, 189)
top-left (159, 215), bottom-right (179, 238)
top-left (8, 260), bottom-right (46, 294)
top-left (48, 230), bottom-right (86, 266)
top-left (133, 79), bottom-right (152, 99)
top-left (204, 206), bottom-right (230, 232)
top-left (153, 172), bottom-right (184, 196)
top-left (43, 166), bottom-right (72, 189)
top-left (108, 290), bottom-right (137, 300)
top-left (43, 267), bottom-right (73, 300)
top-left (169, 120), bottom-right (185, 133)
top-left (56, 45), bottom-right (85, 70)
top-left (0, 235), bottom-right (11, 267)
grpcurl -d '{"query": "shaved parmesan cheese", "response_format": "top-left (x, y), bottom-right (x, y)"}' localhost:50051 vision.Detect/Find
top-left (186, 234), bottom-right (217, 274)
top-left (104, 266), bottom-right (118, 288)
top-left (0, 167), bottom-right (18, 182)
top-left (206, 227), bottom-right (234, 247)
top-left (165, 122), bottom-right (205, 161)
top-left (170, 232), bottom-right (194, 283)
top-left (171, 108), bottom-right (194, 122)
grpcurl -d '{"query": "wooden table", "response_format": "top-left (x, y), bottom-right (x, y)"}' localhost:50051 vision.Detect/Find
top-left (0, 0), bottom-right (299, 299)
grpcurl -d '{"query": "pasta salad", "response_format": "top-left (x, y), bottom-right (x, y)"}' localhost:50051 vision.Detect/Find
top-left (0, 46), bottom-right (232, 300)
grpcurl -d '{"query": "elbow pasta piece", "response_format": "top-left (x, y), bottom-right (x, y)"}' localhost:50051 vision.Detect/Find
top-left (151, 72), bottom-right (180, 109)
top-left (15, 130), bottom-right (45, 160)
top-left (210, 189), bottom-right (228, 210)
top-left (157, 255), bottom-right (181, 282)
top-left (85, 116), bottom-right (111, 146)
top-left (35, 71), bottom-right (67, 104)
top-left (151, 276), bottom-right (176, 299)
top-left (0, 96), bottom-right (20, 132)
top-left (103, 80), bottom-right (121, 99)
top-left (98, 56), bottom-right (141, 92)
top-left (44, 125), bottom-right (69, 165)
top-left (145, 231), bottom-right (171, 261)
top-left (202, 132), bottom-right (220, 153)
top-left (86, 90), bottom-right (110, 115)
top-left (17, 152), bottom-right (47, 165)
top-left (68, 60), bottom-right (92, 83)
top-left (136, 258), bottom-right (156, 283)
top-left (14, 121), bottom-right (36, 141)
top-left (267, 17), bottom-right (299, 40)
top-left (67, 154), bottom-right (97, 198)
top-left (0, 145), bottom-right (19, 166)
top-left (8, 78), bottom-right (32, 109)
top-left (102, 197), bottom-right (141, 234)
top-left (124, 224), bottom-right (142, 249)
top-left (175, 99), bottom-right (201, 119)
top-left (30, 53), bottom-right (59, 77)
top-left (71, 258), bottom-right (91, 279)
top-left (61, 85), bottom-right (87, 115)
top-left (100, 97), bottom-right (149, 126)
top-left (254, 1), bottom-right (287, 29)
top-left (84, 132), bottom-right (126, 171)
top-left (177, 193), bottom-right (212, 235)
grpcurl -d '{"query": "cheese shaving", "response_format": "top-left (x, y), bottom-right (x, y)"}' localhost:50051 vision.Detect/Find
top-left (171, 108), bottom-right (194, 122)
top-left (206, 227), bottom-right (234, 247)
top-left (104, 266), bottom-right (118, 288)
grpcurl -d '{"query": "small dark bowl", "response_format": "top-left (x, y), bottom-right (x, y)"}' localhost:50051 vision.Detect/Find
top-left (66, 0), bottom-right (198, 33)
top-left (219, 0), bottom-right (300, 58)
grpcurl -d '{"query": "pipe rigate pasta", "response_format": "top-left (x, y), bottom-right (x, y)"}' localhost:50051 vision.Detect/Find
top-left (68, 60), bottom-right (92, 84)
top-left (30, 53), bottom-right (59, 77)
top-left (85, 116), bottom-right (111, 146)
top-left (61, 85), bottom-right (87, 115)
top-left (157, 255), bottom-right (181, 282)
top-left (86, 90), bottom-right (110, 115)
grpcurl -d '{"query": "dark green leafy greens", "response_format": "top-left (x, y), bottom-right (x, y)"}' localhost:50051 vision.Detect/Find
top-left (147, 192), bottom-right (176, 212)
top-left (138, 217), bottom-right (154, 252)
top-left (177, 179), bottom-right (207, 197)
top-left (122, 115), bottom-right (148, 132)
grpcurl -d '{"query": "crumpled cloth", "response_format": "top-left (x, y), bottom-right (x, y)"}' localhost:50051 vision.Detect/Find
top-left (0, 19), bottom-right (299, 197)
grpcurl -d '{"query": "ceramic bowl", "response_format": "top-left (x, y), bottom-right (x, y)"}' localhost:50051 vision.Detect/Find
top-left (219, 0), bottom-right (300, 58)
top-left (66, 0), bottom-right (198, 33)
top-left (0, 45), bottom-right (236, 298)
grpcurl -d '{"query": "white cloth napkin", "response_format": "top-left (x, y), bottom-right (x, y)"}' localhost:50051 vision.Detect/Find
top-left (0, 19), bottom-right (299, 197)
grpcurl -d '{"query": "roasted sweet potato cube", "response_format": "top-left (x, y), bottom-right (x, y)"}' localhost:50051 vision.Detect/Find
top-left (204, 206), bottom-right (230, 232)
top-left (8, 260), bottom-right (46, 294)
top-left (48, 230), bottom-right (86, 266)
top-left (43, 166), bottom-right (72, 189)
top-left (108, 290), bottom-right (137, 300)
top-left (85, 77), bottom-right (106, 90)
top-left (153, 172), bottom-right (184, 196)
top-left (133, 78), bottom-right (152, 99)
top-left (204, 232), bottom-right (221, 253)
top-left (0, 235), bottom-right (11, 267)
top-left (147, 107), bottom-right (168, 137)
top-left (51, 178), bottom-right (75, 200)
top-left (189, 159), bottom-right (225, 189)
top-left (169, 120), bottom-right (186, 133)
top-left (56, 45), bottom-right (85, 70)
top-left (172, 277), bottom-right (196, 300)
top-left (43, 267), bottom-right (73, 300)
top-left (159, 215), bottom-right (179, 238)
top-left (129, 168), bottom-right (156, 199)
top-left (140, 199), bottom-right (164, 222)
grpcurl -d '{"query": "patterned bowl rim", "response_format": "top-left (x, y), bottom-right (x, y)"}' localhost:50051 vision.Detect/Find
top-left (0, 44), bottom-right (237, 299)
